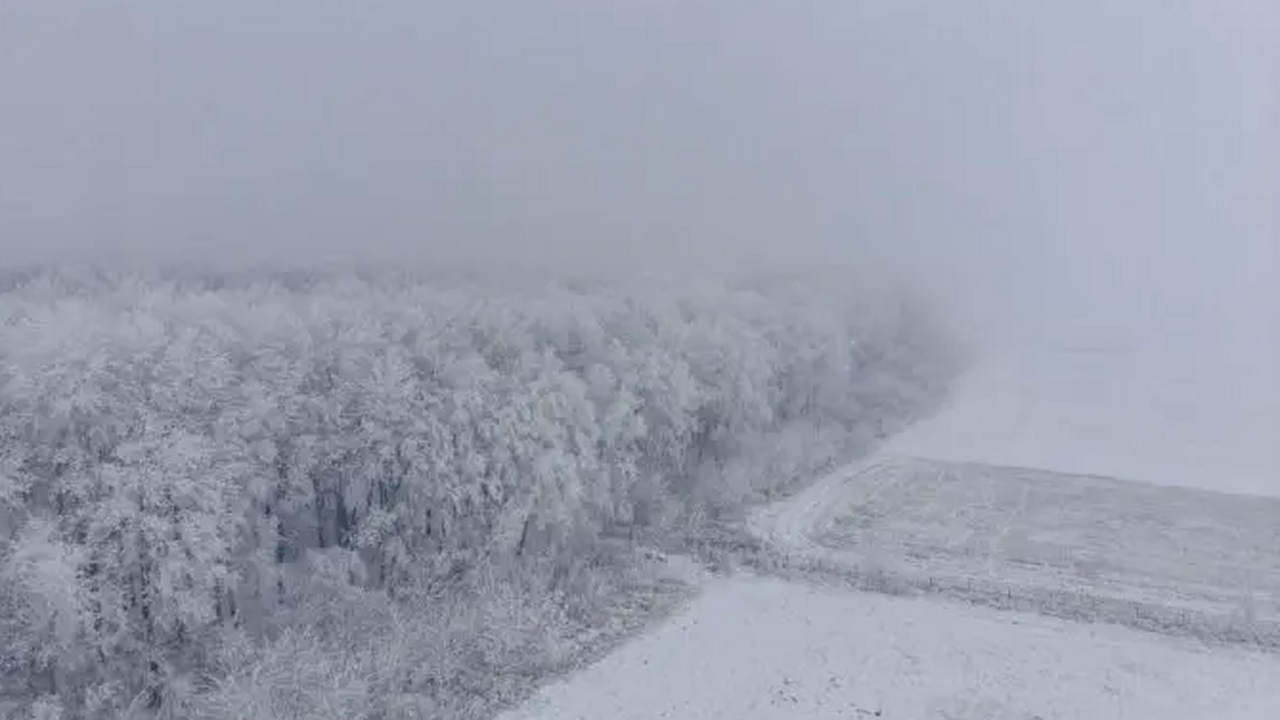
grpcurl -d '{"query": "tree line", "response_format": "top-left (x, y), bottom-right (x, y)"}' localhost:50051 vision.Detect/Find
top-left (0, 265), bottom-right (959, 719)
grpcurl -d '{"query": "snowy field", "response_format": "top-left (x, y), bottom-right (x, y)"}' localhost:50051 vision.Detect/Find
top-left (758, 456), bottom-right (1280, 646)
top-left (501, 576), bottom-right (1280, 720)
top-left (889, 344), bottom-right (1278, 497)
top-left (502, 340), bottom-right (1280, 720)
top-left (825, 461), bottom-right (1280, 621)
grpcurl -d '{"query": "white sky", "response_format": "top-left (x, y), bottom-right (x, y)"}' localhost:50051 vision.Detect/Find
top-left (1, 1), bottom-right (1275, 343)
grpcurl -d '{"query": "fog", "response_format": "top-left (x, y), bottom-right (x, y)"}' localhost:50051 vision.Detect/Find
top-left (1, 0), bottom-right (1275, 346)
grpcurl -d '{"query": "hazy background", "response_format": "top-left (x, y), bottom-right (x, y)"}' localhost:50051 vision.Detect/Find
top-left (1, 0), bottom-right (1275, 347)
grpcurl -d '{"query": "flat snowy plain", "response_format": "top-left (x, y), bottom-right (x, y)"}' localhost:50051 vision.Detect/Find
top-left (501, 339), bottom-right (1280, 720)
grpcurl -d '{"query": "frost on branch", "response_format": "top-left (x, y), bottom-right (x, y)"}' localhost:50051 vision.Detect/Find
top-left (0, 266), bottom-right (959, 719)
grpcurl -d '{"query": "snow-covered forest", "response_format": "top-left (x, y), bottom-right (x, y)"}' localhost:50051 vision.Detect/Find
top-left (0, 265), bottom-right (960, 719)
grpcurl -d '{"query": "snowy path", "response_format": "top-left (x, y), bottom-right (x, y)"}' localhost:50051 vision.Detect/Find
top-left (500, 345), bottom-right (1280, 720)
top-left (502, 577), bottom-right (1280, 720)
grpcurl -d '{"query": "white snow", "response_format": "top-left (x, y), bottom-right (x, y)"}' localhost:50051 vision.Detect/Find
top-left (500, 338), bottom-right (1280, 720)
top-left (890, 343), bottom-right (1278, 497)
top-left (502, 576), bottom-right (1280, 720)
top-left (752, 456), bottom-right (1280, 637)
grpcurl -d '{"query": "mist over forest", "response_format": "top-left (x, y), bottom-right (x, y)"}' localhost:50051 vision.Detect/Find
top-left (3, 1), bottom-right (1273, 345)
top-left (0, 2), bottom-right (1274, 719)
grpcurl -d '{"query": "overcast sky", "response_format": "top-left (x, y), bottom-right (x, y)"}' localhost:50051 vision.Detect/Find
top-left (1, 0), bottom-right (1275, 342)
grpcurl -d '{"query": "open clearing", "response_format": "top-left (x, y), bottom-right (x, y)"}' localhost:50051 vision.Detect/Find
top-left (504, 453), bottom-right (1280, 720)
top-left (500, 576), bottom-right (1280, 720)
top-left (754, 455), bottom-right (1280, 647)
top-left (501, 344), bottom-right (1280, 719)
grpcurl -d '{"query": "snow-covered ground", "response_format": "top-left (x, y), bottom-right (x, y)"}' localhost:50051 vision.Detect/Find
top-left (752, 455), bottom-right (1280, 646)
top-left (892, 343), bottom-right (1278, 497)
top-left (502, 576), bottom-right (1280, 720)
top-left (500, 339), bottom-right (1280, 720)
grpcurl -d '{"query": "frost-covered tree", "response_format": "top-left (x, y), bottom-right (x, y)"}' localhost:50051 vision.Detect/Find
top-left (0, 265), bottom-right (959, 718)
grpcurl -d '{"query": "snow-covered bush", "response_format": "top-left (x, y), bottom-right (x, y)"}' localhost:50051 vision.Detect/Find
top-left (0, 264), bottom-right (960, 718)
